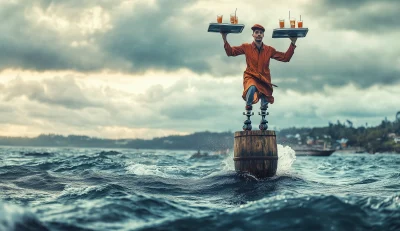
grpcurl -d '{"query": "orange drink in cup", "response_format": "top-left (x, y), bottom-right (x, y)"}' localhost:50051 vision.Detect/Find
top-left (230, 13), bottom-right (235, 24)
top-left (235, 16), bottom-right (238, 24)
top-left (290, 17), bottom-right (296, 28)
top-left (298, 20), bottom-right (303, 28)
top-left (217, 15), bottom-right (223, 23)
top-left (279, 19), bottom-right (285, 28)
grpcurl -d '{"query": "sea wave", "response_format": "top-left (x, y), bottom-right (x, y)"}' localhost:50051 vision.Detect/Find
top-left (1, 146), bottom-right (399, 231)
top-left (137, 195), bottom-right (400, 231)
top-left (0, 201), bottom-right (49, 231)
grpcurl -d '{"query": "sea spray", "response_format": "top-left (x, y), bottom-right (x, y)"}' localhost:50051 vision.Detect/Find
top-left (221, 144), bottom-right (296, 175)
top-left (277, 144), bottom-right (296, 174)
top-left (221, 153), bottom-right (235, 172)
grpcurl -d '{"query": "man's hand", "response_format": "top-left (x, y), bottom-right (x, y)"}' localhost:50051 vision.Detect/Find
top-left (220, 32), bottom-right (228, 42)
top-left (289, 37), bottom-right (297, 45)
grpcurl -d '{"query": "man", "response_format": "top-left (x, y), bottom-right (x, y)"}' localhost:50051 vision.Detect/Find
top-left (221, 24), bottom-right (297, 131)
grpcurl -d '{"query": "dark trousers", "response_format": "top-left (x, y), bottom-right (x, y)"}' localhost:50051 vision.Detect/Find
top-left (246, 85), bottom-right (268, 108)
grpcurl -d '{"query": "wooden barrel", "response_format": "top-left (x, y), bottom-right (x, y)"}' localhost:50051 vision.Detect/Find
top-left (233, 130), bottom-right (278, 178)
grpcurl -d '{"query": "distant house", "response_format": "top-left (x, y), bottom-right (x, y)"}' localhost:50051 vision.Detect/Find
top-left (389, 133), bottom-right (400, 143)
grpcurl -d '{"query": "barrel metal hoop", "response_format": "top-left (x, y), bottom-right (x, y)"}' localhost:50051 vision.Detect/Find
top-left (234, 131), bottom-right (275, 137)
top-left (233, 156), bottom-right (278, 161)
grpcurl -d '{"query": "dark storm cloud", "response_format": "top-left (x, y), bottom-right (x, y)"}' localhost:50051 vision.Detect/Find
top-left (0, 0), bottom-right (116, 72)
top-left (264, 0), bottom-right (400, 91)
top-left (0, 0), bottom-right (224, 74)
top-left (314, 0), bottom-right (399, 11)
top-left (2, 77), bottom-right (100, 109)
top-left (1, 0), bottom-right (399, 93)
top-left (99, 0), bottom-right (221, 74)
top-left (267, 44), bottom-right (400, 92)
top-left (307, 0), bottom-right (399, 32)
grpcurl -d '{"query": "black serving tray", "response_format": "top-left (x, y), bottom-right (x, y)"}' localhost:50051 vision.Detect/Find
top-left (272, 28), bottom-right (309, 38)
top-left (208, 23), bottom-right (245, 33)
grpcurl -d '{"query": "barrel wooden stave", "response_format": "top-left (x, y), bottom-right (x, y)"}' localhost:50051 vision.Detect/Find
top-left (233, 130), bottom-right (278, 178)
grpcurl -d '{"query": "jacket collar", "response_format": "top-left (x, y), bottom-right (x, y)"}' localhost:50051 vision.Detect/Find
top-left (252, 41), bottom-right (264, 50)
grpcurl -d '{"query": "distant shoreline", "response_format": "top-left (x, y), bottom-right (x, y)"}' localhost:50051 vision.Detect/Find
top-left (1, 119), bottom-right (399, 154)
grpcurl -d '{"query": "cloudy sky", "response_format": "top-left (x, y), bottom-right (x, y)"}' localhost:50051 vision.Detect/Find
top-left (0, 0), bottom-right (399, 139)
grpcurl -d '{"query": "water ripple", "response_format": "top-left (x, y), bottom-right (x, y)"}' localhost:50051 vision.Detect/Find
top-left (0, 146), bottom-right (399, 231)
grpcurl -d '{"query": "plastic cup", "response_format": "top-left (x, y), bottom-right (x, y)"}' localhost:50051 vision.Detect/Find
top-left (290, 17), bottom-right (296, 28)
top-left (298, 20), bottom-right (303, 28)
top-left (279, 19), bottom-right (285, 28)
top-left (217, 15), bottom-right (223, 23)
top-left (230, 13), bottom-right (235, 24)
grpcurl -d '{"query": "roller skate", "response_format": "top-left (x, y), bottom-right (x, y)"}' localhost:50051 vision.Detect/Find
top-left (242, 105), bottom-right (254, 131)
top-left (258, 105), bottom-right (269, 130)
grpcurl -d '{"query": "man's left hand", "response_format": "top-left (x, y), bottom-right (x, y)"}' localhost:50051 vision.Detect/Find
top-left (289, 37), bottom-right (297, 45)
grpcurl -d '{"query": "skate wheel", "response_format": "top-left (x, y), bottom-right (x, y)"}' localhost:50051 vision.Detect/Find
top-left (242, 124), bottom-right (252, 131)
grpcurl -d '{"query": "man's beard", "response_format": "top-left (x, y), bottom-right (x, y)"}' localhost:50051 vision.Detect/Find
top-left (255, 38), bottom-right (262, 42)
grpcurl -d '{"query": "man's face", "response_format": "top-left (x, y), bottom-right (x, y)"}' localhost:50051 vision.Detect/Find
top-left (252, 29), bottom-right (264, 42)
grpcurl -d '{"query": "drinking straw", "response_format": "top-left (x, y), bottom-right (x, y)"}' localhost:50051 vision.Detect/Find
top-left (234, 8), bottom-right (237, 24)
top-left (300, 15), bottom-right (301, 21)
top-left (289, 10), bottom-right (290, 19)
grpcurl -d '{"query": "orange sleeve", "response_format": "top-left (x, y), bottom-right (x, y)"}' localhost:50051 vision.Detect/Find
top-left (224, 41), bottom-right (245, 56)
top-left (271, 43), bottom-right (296, 62)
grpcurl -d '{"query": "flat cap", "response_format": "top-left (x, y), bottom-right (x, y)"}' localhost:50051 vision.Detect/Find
top-left (251, 24), bottom-right (265, 32)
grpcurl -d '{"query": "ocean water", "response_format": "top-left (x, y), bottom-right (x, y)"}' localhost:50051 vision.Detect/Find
top-left (0, 145), bottom-right (399, 231)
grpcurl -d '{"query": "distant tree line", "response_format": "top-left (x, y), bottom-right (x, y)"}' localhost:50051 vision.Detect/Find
top-left (0, 131), bottom-right (234, 151)
top-left (0, 118), bottom-right (399, 153)
top-left (278, 118), bottom-right (400, 153)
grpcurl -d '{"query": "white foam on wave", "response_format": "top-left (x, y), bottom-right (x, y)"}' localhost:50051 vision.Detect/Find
top-left (0, 201), bottom-right (38, 231)
top-left (125, 162), bottom-right (188, 179)
top-left (221, 144), bottom-right (296, 174)
top-left (221, 154), bottom-right (235, 172)
top-left (59, 184), bottom-right (100, 198)
top-left (126, 163), bottom-right (165, 176)
top-left (277, 144), bottom-right (296, 174)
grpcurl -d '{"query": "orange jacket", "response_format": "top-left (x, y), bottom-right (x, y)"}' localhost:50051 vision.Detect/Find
top-left (224, 41), bottom-right (296, 104)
